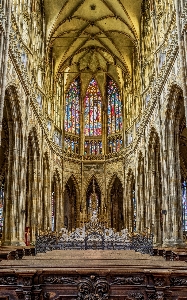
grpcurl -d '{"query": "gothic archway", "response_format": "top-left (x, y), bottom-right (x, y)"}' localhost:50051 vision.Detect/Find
top-left (110, 176), bottom-right (123, 231)
top-left (163, 86), bottom-right (184, 246)
top-left (172, 88), bottom-right (187, 241)
top-left (25, 128), bottom-right (40, 242)
top-left (147, 129), bottom-right (162, 245)
top-left (1, 87), bottom-right (24, 245)
top-left (86, 177), bottom-right (101, 214)
top-left (64, 176), bottom-right (77, 231)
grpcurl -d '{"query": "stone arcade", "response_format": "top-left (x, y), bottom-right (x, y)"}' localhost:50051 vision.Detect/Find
top-left (1, 0), bottom-right (187, 299)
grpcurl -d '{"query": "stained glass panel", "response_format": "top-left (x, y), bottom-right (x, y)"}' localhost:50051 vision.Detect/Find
top-left (65, 77), bottom-right (80, 135)
top-left (84, 140), bottom-right (102, 155)
top-left (107, 78), bottom-right (122, 135)
top-left (84, 79), bottom-right (102, 136)
top-left (182, 181), bottom-right (187, 231)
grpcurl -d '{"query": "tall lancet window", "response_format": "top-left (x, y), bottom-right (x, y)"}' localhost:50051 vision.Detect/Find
top-left (64, 77), bottom-right (80, 154)
top-left (107, 77), bottom-right (123, 153)
top-left (84, 78), bottom-right (102, 155)
top-left (182, 181), bottom-right (187, 231)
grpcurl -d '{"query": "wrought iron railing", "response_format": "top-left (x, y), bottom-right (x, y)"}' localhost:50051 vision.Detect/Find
top-left (35, 222), bottom-right (153, 256)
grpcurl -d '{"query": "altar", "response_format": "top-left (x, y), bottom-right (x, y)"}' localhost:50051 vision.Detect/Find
top-left (36, 181), bottom-right (153, 255)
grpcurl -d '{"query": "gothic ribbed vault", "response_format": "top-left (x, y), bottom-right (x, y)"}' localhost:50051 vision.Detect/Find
top-left (44, 0), bottom-right (142, 92)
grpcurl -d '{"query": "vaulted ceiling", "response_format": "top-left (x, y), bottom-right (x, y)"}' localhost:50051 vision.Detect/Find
top-left (44, 0), bottom-right (142, 92)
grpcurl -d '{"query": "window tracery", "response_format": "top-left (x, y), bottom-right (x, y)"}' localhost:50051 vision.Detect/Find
top-left (107, 78), bottom-right (122, 135)
top-left (65, 77), bottom-right (80, 135)
top-left (84, 140), bottom-right (102, 155)
top-left (182, 181), bottom-right (187, 231)
top-left (64, 77), bottom-right (80, 153)
top-left (64, 77), bottom-right (123, 155)
top-left (84, 78), bottom-right (102, 137)
top-left (107, 78), bottom-right (123, 153)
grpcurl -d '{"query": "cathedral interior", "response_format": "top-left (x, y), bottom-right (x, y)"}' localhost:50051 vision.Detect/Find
top-left (1, 0), bottom-right (187, 299)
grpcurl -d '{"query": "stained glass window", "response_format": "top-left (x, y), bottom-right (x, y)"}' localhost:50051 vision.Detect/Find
top-left (108, 138), bottom-right (122, 153)
top-left (182, 181), bottom-right (187, 231)
top-left (84, 140), bottom-right (102, 155)
top-left (65, 77), bottom-right (80, 135)
top-left (0, 182), bottom-right (4, 237)
top-left (84, 79), bottom-right (102, 136)
top-left (107, 78), bottom-right (122, 135)
top-left (64, 137), bottom-right (79, 154)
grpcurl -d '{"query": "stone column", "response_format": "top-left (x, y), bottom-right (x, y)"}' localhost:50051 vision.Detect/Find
top-left (127, 175), bottom-right (133, 233)
top-left (55, 179), bottom-right (60, 232)
top-left (31, 156), bottom-right (37, 242)
top-left (124, 174), bottom-right (128, 230)
top-left (137, 159), bottom-right (145, 233)
top-left (136, 163), bottom-right (140, 233)
top-left (155, 148), bottom-right (162, 245)
top-left (172, 117), bottom-right (183, 244)
top-left (43, 162), bottom-right (48, 230)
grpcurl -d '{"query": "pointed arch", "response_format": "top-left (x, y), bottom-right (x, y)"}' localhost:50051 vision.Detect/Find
top-left (64, 175), bottom-right (78, 231)
top-left (163, 84), bottom-right (185, 245)
top-left (1, 86), bottom-right (24, 245)
top-left (86, 176), bottom-right (101, 212)
top-left (64, 174), bottom-right (80, 195)
top-left (147, 128), bottom-right (162, 245)
top-left (108, 174), bottom-right (123, 231)
top-left (107, 173), bottom-right (123, 196)
top-left (25, 127), bottom-right (41, 242)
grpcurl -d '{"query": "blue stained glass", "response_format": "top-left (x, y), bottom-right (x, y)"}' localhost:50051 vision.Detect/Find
top-left (182, 181), bottom-right (187, 231)
top-left (65, 78), bottom-right (80, 135)
top-left (107, 78), bottom-right (122, 134)
top-left (84, 78), bottom-right (102, 136)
